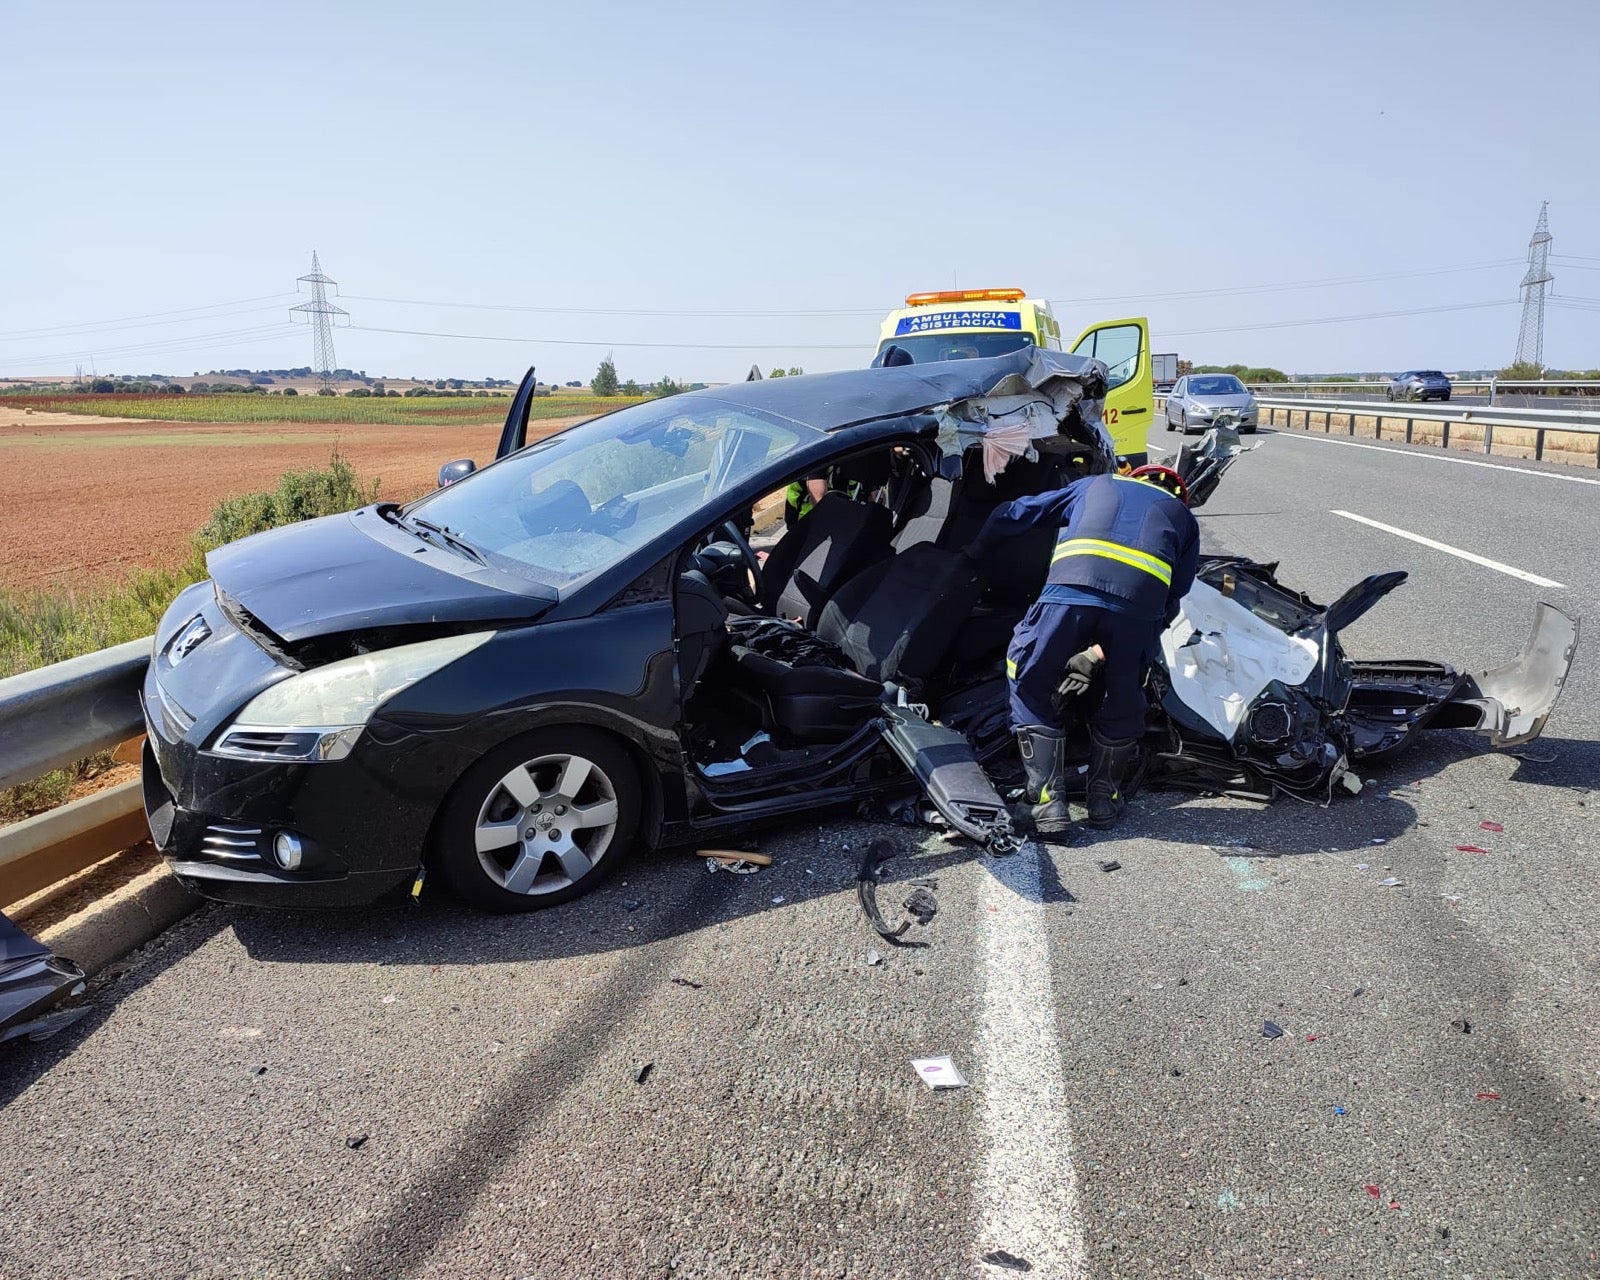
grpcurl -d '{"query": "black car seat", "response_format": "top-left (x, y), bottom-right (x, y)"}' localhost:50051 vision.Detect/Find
top-left (730, 543), bottom-right (982, 741)
top-left (757, 490), bottom-right (893, 626)
top-left (675, 569), bottom-right (729, 691)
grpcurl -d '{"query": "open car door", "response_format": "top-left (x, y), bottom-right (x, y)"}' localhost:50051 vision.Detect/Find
top-left (1070, 316), bottom-right (1153, 466)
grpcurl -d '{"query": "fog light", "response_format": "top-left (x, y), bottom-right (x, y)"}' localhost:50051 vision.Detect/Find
top-left (272, 831), bottom-right (304, 871)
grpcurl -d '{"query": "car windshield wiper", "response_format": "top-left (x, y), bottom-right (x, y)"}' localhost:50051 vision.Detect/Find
top-left (400, 514), bottom-right (488, 566)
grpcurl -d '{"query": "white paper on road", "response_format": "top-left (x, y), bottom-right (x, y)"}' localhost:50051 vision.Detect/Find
top-left (910, 1056), bottom-right (969, 1090)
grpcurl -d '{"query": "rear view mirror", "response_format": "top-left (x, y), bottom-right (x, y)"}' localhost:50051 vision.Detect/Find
top-left (438, 458), bottom-right (476, 488)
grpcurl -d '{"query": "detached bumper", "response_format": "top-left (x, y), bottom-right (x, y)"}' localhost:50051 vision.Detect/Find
top-left (1448, 603), bottom-right (1579, 746)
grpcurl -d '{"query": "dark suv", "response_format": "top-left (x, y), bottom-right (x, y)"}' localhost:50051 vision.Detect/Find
top-left (1387, 370), bottom-right (1451, 402)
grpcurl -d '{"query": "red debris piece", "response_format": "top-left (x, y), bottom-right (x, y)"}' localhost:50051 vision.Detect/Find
top-left (1476, 1092), bottom-right (1502, 1101)
top-left (1455, 844), bottom-right (1492, 855)
top-left (1305, 1034), bottom-right (1319, 1042)
top-left (1479, 821), bottom-right (1504, 832)
top-left (1364, 1184), bottom-right (1381, 1198)
top-left (1388, 1201), bottom-right (1401, 1211)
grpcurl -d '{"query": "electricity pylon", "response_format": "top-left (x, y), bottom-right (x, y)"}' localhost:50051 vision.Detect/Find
top-left (291, 251), bottom-right (348, 385)
top-left (1514, 203), bottom-right (1553, 370)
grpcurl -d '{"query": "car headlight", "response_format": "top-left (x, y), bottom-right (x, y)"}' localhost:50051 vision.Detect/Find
top-left (208, 631), bottom-right (493, 762)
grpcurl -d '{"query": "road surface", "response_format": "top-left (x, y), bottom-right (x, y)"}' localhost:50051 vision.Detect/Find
top-left (2, 424), bottom-right (1595, 1279)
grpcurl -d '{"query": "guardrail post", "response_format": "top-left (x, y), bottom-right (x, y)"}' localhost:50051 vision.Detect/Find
top-left (1442, 421), bottom-right (1450, 449)
top-left (1375, 415), bottom-right (1382, 441)
top-left (1348, 411), bottom-right (1355, 437)
top-left (1483, 424), bottom-right (1494, 455)
top-left (1536, 429), bottom-right (1545, 462)
top-left (1488, 377), bottom-right (1497, 407)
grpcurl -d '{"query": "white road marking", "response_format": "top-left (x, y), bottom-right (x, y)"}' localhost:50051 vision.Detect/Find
top-left (1331, 510), bottom-right (1567, 588)
top-left (976, 843), bottom-right (1087, 1277)
top-left (1276, 429), bottom-right (1600, 487)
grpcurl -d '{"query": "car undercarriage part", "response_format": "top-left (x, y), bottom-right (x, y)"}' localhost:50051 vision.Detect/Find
top-left (875, 702), bottom-right (1020, 854)
top-left (1, 912), bottom-right (86, 1044)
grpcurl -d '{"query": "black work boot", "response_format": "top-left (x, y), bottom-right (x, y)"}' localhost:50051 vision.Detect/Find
top-left (1016, 726), bottom-right (1072, 841)
top-left (1086, 728), bottom-right (1140, 830)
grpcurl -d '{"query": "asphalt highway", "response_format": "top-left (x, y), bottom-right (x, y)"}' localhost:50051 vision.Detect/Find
top-left (2, 424), bottom-right (1595, 1279)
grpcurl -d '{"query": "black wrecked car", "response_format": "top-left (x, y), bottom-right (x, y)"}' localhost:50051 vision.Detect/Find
top-left (141, 352), bottom-right (1576, 912)
top-left (142, 352), bottom-right (1117, 910)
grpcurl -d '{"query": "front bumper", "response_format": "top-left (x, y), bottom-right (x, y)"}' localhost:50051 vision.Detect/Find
top-left (142, 668), bottom-right (469, 906)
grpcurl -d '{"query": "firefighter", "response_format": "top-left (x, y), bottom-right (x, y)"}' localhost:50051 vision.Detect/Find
top-left (966, 465), bottom-right (1199, 838)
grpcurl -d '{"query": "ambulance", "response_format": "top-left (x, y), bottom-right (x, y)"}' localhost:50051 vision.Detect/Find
top-left (874, 288), bottom-right (1154, 466)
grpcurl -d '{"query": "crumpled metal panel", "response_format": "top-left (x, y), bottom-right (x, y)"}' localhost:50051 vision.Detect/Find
top-left (0, 911), bottom-right (86, 1044)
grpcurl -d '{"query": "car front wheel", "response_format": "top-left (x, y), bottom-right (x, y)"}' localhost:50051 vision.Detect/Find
top-left (433, 728), bottom-right (639, 912)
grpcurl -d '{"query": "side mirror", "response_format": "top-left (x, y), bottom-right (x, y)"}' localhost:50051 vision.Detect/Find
top-left (438, 458), bottom-right (476, 488)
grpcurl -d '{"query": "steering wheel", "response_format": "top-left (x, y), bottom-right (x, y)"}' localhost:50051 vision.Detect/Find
top-left (719, 519), bottom-right (763, 603)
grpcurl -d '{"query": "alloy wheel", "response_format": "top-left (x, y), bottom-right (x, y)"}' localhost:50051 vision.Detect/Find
top-left (472, 752), bottom-right (620, 896)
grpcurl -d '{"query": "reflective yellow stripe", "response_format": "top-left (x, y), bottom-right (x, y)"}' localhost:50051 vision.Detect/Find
top-left (1052, 537), bottom-right (1172, 585)
top-left (1005, 658), bottom-right (1018, 679)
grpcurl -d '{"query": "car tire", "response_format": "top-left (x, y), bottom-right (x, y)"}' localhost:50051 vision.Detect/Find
top-left (1166, 410), bottom-right (1177, 432)
top-left (432, 727), bottom-right (640, 912)
top-left (1242, 424), bottom-right (1257, 433)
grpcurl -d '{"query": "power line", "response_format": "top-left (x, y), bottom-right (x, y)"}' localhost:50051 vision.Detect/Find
top-left (340, 259), bottom-right (1524, 321)
top-left (0, 323), bottom-right (303, 368)
top-left (0, 294), bottom-right (298, 341)
top-left (348, 324), bottom-right (865, 351)
top-left (1161, 298), bottom-right (1517, 339)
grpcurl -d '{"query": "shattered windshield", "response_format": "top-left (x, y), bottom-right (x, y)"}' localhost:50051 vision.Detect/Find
top-left (404, 398), bottom-right (815, 587)
top-left (875, 332), bottom-right (1035, 364)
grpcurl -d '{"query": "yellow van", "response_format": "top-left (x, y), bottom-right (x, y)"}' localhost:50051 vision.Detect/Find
top-left (875, 288), bottom-right (1153, 466)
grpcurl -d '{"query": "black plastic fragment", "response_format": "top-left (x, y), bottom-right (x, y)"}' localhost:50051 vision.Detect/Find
top-left (345, 1134), bottom-right (368, 1150)
top-left (981, 1249), bottom-right (1034, 1272)
top-left (635, 1061), bottom-right (654, 1085)
top-left (670, 977), bottom-right (703, 990)
top-left (902, 887), bottom-right (938, 926)
top-left (857, 838), bottom-right (910, 940)
top-left (1098, 860), bottom-right (1122, 873)
top-left (1262, 1020), bottom-right (1285, 1039)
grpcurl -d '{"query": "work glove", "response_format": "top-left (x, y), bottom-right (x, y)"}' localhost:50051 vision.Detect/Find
top-left (1057, 647), bottom-right (1103, 701)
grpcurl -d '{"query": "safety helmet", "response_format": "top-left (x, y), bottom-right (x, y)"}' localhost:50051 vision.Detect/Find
top-left (1128, 463), bottom-right (1190, 506)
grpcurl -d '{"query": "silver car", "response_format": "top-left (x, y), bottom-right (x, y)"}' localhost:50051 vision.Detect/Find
top-left (1164, 373), bottom-right (1258, 433)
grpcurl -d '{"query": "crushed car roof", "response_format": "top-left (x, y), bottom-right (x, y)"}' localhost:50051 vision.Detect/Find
top-left (686, 348), bottom-right (1107, 433)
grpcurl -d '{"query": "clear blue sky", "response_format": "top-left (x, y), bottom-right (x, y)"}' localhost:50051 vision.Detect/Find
top-left (4, 0), bottom-right (1597, 382)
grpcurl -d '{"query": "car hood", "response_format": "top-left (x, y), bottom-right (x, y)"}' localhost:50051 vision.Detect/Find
top-left (207, 507), bottom-right (556, 645)
top-left (1188, 392), bottom-right (1255, 409)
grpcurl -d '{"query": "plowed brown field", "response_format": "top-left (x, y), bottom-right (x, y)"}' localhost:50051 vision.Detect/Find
top-left (0, 411), bottom-right (585, 592)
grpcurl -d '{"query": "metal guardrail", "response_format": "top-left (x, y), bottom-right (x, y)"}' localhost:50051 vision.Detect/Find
top-left (1245, 379), bottom-right (1600, 405)
top-left (0, 639), bottom-right (152, 909)
top-left (1156, 394), bottom-right (1600, 466)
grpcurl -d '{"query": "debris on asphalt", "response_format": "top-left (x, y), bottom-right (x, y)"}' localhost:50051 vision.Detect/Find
top-left (866, 949), bottom-right (883, 967)
top-left (380, 993), bottom-right (396, 1005)
top-left (622, 900), bottom-right (642, 912)
top-left (1510, 747), bottom-right (1558, 763)
top-left (1454, 844), bottom-right (1491, 856)
top-left (1216, 1189), bottom-right (1243, 1214)
top-left (1305, 1034), bottom-right (1319, 1042)
top-left (706, 858), bottom-right (762, 875)
top-left (695, 848), bottom-right (773, 867)
top-left (911, 1056), bottom-right (969, 1090)
top-left (345, 1134), bottom-right (368, 1150)
top-left (1352, 987), bottom-right (1366, 998)
top-left (1341, 773), bottom-right (1363, 794)
top-left (858, 838), bottom-right (938, 941)
top-left (1480, 821), bottom-right (1504, 832)
top-left (1377, 877), bottom-right (1404, 887)
top-left (1370, 837), bottom-right (1387, 845)
top-left (635, 1061), bottom-right (654, 1085)
top-left (1364, 1184), bottom-right (1381, 1198)
top-left (219, 1026), bottom-right (263, 1039)
top-left (1386, 783), bottom-right (1423, 800)
top-left (1476, 1091), bottom-right (1501, 1101)
top-left (1355, 862), bottom-right (1369, 871)
top-left (1334, 1106), bottom-right (1347, 1116)
top-left (770, 895), bottom-right (785, 905)
top-left (903, 887), bottom-right (938, 926)
top-left (670, 977), bottom-right (703, 990)
top-left (252, 1065), bottom-right (268, 1076)
top-left (1168, 1067), bottom-right (1184, 1077)
top-left (1098, 860), bottom-right (1122, 873)
top-left (1262, 1020), bottom-right (1285, 1039)
top-left (980, 1248), bottom-right (1033, 1272)
top-left (1451, 1018), bottom-right (1472, 1034)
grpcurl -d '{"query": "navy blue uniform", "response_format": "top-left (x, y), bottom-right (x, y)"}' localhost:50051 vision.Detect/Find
top-left (969, 474), bottom-right (1200, 739)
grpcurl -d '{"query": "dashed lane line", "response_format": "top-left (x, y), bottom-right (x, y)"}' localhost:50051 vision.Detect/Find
top-left (976, 843), bottom-right (1088, 1277)
top-left (1331, 510), bottom-right (1567, 588)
